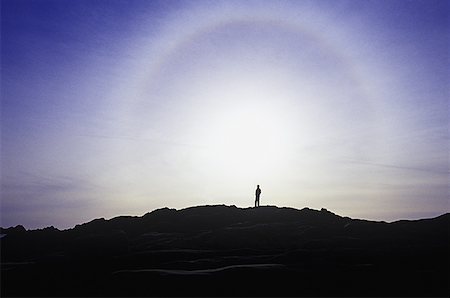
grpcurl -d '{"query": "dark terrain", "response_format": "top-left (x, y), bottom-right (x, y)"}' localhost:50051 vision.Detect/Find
top-left (1, 205), bottom-right (449, 296)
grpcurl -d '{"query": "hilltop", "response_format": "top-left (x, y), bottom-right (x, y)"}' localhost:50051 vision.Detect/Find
top-left (1, 205), bottom-right (449, 296)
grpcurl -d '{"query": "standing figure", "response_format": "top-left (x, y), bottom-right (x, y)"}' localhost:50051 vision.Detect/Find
top-left (255, 185), bottom-right (261, 207)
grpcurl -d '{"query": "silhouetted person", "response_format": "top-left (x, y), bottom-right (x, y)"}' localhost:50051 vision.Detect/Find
top-left (255, 185), bottom-right (261, 207)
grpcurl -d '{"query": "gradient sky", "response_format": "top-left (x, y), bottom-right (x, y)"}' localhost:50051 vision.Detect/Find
top-left (1, 0), bottom-right (449, 229)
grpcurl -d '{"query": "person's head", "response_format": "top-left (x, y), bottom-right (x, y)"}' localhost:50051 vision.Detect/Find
top-left (257, 185), bottom-right (260, 188)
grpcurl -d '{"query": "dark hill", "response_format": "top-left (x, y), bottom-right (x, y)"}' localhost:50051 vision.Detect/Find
top-left (1, 205), bottom-right (449, 297)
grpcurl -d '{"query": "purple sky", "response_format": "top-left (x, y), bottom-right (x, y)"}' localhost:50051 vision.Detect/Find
top-left (1, 0), bottom-right (449, 229)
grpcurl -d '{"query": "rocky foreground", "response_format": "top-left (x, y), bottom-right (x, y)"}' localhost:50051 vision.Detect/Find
top-left (1, 205), bottom-right (449, 296)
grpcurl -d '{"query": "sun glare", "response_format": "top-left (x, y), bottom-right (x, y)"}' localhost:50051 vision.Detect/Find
top-left (188, 83), bottom-right (298, 183)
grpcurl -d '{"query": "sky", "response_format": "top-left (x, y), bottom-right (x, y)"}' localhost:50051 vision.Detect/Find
top-left (1, 0), bottom-right (449, 229)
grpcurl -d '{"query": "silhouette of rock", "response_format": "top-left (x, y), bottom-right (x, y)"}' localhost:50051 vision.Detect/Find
top-left (0, 224), bottom-right (26, 235)
top-left (1, 205), bottom-right (448, 296)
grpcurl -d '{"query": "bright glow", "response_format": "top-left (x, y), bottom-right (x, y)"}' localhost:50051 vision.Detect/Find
top-left (190, 89), bottom-right (295, 182)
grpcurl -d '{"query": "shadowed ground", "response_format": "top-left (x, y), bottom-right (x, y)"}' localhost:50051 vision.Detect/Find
top-left (1, 205), bottom-right (449, 296)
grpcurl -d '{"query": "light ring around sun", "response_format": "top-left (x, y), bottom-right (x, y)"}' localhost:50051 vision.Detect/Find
top-left (124, 15), bottom-right (378, 197)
